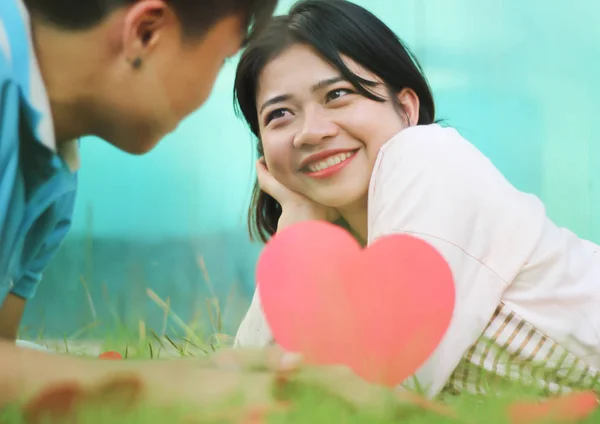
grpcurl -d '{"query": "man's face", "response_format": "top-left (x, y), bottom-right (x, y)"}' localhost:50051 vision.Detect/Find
top-left (99, 3), bottom-right (244, 154)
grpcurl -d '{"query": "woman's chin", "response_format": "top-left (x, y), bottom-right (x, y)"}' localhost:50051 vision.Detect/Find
top-left (313, 192), bottom-right (368, 212)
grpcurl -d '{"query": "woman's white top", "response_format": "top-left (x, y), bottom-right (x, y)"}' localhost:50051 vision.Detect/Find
top-left (235, 124), bottom-right (600, 398)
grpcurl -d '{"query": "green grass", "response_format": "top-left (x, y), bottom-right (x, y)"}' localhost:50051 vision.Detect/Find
top-left (3, 364), bottom-right (600, 424)
top-left (6, 330), bottom-right (600, 423)
top-left (5, 288), bottom-right (600, 423)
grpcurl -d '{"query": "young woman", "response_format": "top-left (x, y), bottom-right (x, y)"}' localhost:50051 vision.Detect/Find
top-left (233, 0), bottom-right (600, 398)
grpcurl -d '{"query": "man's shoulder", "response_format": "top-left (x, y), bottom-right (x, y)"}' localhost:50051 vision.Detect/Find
top-left (0, 0), bottom-right (34, 117)
top-left (0, 1), bottom-right (21, 110)
top-left (0, 0), bottom-right (55, 150)
top-left (0, 49), bottom-right (21, 163)
top-left (0, 0), bottom-right (32, 82)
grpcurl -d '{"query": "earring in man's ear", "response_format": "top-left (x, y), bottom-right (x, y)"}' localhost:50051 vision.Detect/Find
top-left (132, 57), bottom-right (142, 69)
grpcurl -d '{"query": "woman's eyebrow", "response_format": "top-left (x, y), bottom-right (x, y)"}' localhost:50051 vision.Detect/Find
top-left (259, 94), bottom-right (290, 114)
top-left (310, 76), bottom-right (345, 92)
top-left (259, 76), bottom-right (346, 114)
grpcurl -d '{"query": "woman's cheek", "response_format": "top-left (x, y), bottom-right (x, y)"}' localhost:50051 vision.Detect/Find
top-left (264, 139), bottom-right (292, 169)
top-left (271, 163), bottom-right (296, 188)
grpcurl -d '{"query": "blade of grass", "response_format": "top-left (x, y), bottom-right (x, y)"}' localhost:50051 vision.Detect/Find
top-left (161, 296), bottom-right (170, 338)
top-left (149, 329), bottom-right (166, 350)
top-left (80, 276), bottom-right (97, 322)
top-left (68, 321), bottom-right (101, 341)
top-left (146, 288), bottom-right (202, 345)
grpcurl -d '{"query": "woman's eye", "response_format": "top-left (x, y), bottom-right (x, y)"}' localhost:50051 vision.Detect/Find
top-left (326, 88), bottom-right (352, 102)
top-left (265, 109), bottom-right (289, 125)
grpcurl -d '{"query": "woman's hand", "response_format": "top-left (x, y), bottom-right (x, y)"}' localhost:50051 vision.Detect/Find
top-left (256, 158), bottom-right (340, 229)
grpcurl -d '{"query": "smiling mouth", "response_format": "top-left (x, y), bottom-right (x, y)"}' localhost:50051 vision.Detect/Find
top-left (303, 150), bottom-right (358, 173)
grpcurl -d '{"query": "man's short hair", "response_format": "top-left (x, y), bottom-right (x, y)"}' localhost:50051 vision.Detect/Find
top-left (23, 0), bottom-right (278, 42)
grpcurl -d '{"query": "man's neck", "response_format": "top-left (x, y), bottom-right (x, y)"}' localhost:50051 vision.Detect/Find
top-left (29, 18), bottom-right (101, 145)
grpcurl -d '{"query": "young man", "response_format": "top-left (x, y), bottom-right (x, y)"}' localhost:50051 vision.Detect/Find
top-left (0, 0), bottom-right (275, 339)
top-left (0, 0), bottom-right (299, 411)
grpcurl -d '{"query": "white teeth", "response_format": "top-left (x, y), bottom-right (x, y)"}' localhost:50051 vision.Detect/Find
top-left (307, 151), bottom-right (353, 172)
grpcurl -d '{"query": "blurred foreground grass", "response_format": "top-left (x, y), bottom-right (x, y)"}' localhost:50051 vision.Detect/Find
top-left (4, 289), bottom-right (600, 423)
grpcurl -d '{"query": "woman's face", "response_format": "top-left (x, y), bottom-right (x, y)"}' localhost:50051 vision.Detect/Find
top-left (255, 43), bottom-right (419, 211)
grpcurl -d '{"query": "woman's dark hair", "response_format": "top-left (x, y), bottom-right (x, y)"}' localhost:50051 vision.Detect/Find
top-left (23, 0), bottom-right (277, 42)
top-left (234, 0), bottom-right (436, 243)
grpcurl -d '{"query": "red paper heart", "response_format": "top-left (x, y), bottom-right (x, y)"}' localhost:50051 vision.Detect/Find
top-left (257, 220), bottom-right (455, 387)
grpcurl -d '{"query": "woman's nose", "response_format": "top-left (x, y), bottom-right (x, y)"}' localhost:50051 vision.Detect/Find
top-left (292, 107), bottom-right (339, 148)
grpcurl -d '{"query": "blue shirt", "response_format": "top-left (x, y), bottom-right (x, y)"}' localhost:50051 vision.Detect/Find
top-left (0, 0), bottom-right (78, 307)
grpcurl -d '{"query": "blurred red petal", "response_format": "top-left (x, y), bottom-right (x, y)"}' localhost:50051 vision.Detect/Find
top-left (98, 351), bottom-right (123, 360)
top-left (89, 374), bottom-right (143, 409)
top-left (508, 391), bottom-right (599, 424)
top-left (23, 382), bottom-right (85, 424)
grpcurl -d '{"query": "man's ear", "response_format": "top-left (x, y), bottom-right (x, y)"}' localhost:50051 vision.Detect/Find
top-left (396, 88), bottom-right (420, 126)
top-left (121, 0), bottom-right (170, 66)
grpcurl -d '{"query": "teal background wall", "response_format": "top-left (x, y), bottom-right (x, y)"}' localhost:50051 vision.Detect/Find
top-left (21, 0), bottom-right (600, 339)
